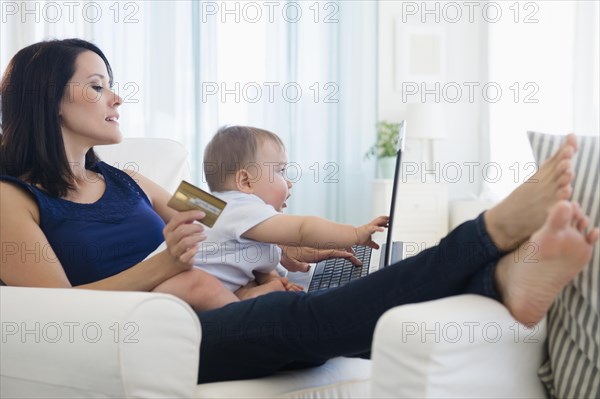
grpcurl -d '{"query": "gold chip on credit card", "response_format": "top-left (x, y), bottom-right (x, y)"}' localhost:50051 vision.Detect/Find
top-left (167, 180), bottom-right (227, 227)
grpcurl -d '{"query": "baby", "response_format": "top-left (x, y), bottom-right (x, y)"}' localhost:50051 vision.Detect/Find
top-left (197, 125), bottom-right (387, 295)
top-left (154, 125), bottom-right (388, 308)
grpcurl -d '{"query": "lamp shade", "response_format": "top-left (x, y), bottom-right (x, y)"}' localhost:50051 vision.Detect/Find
top-left (405, 103), bottom-right (446, 139)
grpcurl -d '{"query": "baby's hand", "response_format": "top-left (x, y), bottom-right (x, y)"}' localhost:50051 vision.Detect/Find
top-left (283, 280), bottom-right (304, 292)
top-left (355, 215), bottom-right (389, 249)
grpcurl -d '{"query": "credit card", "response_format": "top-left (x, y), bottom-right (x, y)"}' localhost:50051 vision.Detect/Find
top-left (167, 180), bottom-right (227, 227)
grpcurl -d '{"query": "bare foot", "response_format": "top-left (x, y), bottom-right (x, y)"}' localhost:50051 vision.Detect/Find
top-left (485, 134), bottom-right (577, 251)
top-left (235, 279), bottom-right (285, 300)
top-left (495, 200), bottom-right (599, 326)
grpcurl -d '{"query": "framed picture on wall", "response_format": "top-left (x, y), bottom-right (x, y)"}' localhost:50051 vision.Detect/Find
top-left (394, 22), bottom-right (447, 93)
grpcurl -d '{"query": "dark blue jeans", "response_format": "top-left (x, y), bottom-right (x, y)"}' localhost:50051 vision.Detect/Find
top-left (196, 213), bottom-right (503, 383)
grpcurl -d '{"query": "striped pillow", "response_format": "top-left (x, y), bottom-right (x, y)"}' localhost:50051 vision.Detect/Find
top-left (528, 131), bottom-right (599, 399)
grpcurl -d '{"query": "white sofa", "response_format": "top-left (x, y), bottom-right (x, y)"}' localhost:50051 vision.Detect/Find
top-left (0, 139), bottom-right (548, 398)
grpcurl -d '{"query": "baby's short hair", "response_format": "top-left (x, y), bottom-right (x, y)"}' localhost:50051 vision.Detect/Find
top-left (203, 125), bottom-right (285, 192)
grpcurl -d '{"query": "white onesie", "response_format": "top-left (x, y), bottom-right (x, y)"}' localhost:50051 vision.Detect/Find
top-left (193, 191), bottom-right (282, 291)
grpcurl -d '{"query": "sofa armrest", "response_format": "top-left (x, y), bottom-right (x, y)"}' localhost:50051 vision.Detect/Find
top-left (371, 295), bottom-right (547, 398)
top-left (0, 286), bottom-right (201, 398)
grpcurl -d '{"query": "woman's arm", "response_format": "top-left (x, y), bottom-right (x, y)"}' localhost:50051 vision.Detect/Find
top-left (76, 249), bottom-right (195, 291)
top-left (0, 181), bottom-right (203, 291)
top-left (1, 182), bottom-right (72, 287)
top-left (243, 214), bottom-right (389, 249)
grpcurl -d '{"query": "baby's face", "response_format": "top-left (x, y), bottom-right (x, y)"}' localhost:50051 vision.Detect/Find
top-left (251, 140), bottom-right (291, 212)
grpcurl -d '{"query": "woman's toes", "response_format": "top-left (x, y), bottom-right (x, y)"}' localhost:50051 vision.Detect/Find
top-left (577, 216), bottom-right (589, 233)
top-left (570, 202), bottom-right (581, 227)
top-left (573, 203), bottom-right (588, 231)
top-left (555, 185), bottom-right (572, 200)
top-left (548, 135), bottom-right (576, 164)
top-left (560, 143), bottom-right (575, 159)
top-left (559, 157), bottom-right (571, 169)
top-left (547, 200), bottom-right (572, 231)
top-left (557, 169), bottom-right (574, 186)
top-left (587, 228), bottom-right (600, 245)
top-left (565, 133), bottom-right (578, 151)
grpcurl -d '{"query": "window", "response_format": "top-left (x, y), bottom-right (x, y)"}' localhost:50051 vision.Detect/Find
top-left (486, 1), bottom-right (598, 199)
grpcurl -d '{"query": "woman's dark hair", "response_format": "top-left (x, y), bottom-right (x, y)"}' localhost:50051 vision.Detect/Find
top-left (0, 39), bottom-right (113, 197)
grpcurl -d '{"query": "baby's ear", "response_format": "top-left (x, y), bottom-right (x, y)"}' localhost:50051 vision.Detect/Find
top-left (235, 169), bottom-right (253, 193)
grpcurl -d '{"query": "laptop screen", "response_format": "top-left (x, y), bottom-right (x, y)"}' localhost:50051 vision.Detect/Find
top-left (382, 120), bottom-right (406, 266)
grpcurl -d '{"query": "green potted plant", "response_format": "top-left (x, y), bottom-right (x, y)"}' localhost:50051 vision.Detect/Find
top-left (364, 121), bottom-right (399, 178)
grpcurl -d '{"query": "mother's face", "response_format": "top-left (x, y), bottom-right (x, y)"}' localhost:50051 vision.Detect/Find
top-left (59, 51), bottom-right (123, 149)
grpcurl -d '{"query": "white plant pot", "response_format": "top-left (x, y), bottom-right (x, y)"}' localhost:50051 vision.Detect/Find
top-left (377, 156), bottom-right (396, 179)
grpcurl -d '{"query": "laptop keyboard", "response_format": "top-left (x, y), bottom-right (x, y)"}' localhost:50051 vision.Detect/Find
top-left (307, 245), bottom-right (373, 292)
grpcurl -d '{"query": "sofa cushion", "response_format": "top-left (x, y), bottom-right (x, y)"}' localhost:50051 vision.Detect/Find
top-left (528, 131), bottom-right (600, 398)
top-left (370, 295), bottom-right (547, 398)
top-left (195, 357), bottom-right (371, 398)
top-left (95, 138), bottom-right (192, 193)
top-left (0, 286), bottom-right (201, 399)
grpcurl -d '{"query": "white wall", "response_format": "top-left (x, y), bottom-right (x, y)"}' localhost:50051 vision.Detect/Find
top-left (378, 1), bottom-right (488, 201)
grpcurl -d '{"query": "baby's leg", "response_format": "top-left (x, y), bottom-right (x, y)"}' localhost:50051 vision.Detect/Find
top-left (153, 268), bottom-right (239, 311)
top-left (235, 279), bottom-right (286, 301)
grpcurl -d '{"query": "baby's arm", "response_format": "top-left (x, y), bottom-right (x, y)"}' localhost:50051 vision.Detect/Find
top-left (243, 215), bottom-right (389, 249)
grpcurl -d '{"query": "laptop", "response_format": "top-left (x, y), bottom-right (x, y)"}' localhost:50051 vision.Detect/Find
top-left (287, 121), bottom-right (407, 292)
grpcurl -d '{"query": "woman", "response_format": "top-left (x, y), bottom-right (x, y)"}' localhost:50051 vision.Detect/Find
top-left (1, 39), bottom-right (597, 383)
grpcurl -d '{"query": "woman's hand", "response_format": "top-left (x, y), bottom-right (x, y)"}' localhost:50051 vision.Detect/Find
top-left (281, 277), bottom-right (304, 292)
top-left (280, 245), bottom-right (363, 272)
top-left (355, 216), bottom-right (389, 249)
top-left (162, 210), bottom-right (207, 272)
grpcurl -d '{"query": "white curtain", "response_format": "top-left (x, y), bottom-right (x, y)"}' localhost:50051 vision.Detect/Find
top-left (0, 1), bottom-right (197, 160)
top-left (0, 0), bottom-right (378, 223)
top-left (486, 0), bottom-right (599, 199)
top-left (573, 0), bottom-right (600, 136)
top-left (192, 1), bottom-right (378, 223)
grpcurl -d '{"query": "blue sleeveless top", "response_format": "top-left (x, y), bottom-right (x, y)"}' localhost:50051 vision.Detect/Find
top-left (1, 162), bottom-right (165, 285)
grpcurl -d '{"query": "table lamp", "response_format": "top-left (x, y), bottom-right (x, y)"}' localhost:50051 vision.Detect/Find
top-left (405, 103), bottom-right (446, 170)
